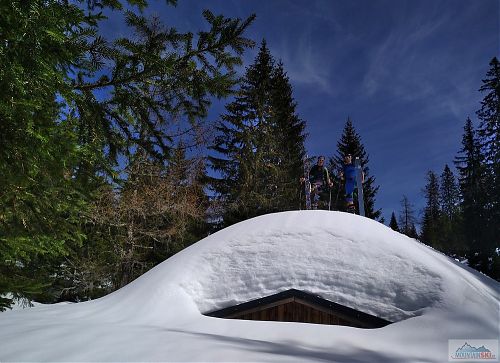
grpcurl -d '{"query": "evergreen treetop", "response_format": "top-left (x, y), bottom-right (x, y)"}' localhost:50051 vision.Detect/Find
top-left (389, 212), bottom-right (400, 232)
top-left (439, 164), bottom-right (460, 220)
top-left (329, 117), bottom-right (381, 219)
top-left (477, 57), bottom-right (500, 166)
top-left (421, 171), bottom-right (441, 248)
top-left (209, 40), bottom-right (307, 226)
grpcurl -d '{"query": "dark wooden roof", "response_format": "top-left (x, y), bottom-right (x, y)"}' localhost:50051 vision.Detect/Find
top-left (206, 289), bottom-right (391, 329)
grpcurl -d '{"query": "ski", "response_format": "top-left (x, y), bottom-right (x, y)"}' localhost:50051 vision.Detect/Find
top-left (355, 157), bottom-right (365, 217)
top-left (303, 156), bottom-right (312, 210)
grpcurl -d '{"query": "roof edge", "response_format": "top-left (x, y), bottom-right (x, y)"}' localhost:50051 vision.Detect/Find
top-left (205, 289), bottom-right (392, 328)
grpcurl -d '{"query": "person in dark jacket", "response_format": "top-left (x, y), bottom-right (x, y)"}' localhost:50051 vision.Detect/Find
top-left (308, 156), bottom-right (333, 209)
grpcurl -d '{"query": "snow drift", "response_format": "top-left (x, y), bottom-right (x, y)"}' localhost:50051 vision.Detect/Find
top-left (0, 211), bottom-right (498, 362)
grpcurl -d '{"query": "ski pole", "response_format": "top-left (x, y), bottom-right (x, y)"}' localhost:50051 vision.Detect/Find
top-left (328, 186), bottom-right (332, 211)
top-left (299, 182), bottom-right (302, 210)
top-left (335, 185), bottom-right (340, 210)
top-left (334, 169), bottom-right (341, 211)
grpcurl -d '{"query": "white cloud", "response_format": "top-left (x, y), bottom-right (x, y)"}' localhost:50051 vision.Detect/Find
top-left (362, 10), bottom-right (449, 99)
top-left (361, 6), bottom-right (485, 120)
top-left (272, 29), bottom-right (336, 96)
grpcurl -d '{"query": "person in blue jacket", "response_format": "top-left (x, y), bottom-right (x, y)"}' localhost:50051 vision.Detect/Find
top-left (340, 154), bottom-right (364, 212)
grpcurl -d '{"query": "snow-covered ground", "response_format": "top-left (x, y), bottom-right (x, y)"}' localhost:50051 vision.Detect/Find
top-left (1, 211), bottom-right (498, 362)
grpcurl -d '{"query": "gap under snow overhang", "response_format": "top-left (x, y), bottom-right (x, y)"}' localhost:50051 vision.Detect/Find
top-left (205, 289), bottom-right (392, 328)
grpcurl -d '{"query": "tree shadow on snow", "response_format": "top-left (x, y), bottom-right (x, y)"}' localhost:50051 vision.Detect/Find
top-left (166, 328), bottom-right (435, 363)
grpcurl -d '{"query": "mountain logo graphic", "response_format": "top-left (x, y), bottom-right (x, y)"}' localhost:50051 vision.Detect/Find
top-left (451, 341), bottom-right (497, 360)
top-left (456, 343), bottom-right (491, 354)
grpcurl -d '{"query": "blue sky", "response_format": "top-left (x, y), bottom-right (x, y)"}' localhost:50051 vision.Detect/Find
top-left (102, 0), bottom-right (499, 224)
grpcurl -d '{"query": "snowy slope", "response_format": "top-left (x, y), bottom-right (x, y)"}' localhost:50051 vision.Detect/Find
top-left (1, 211), bottom-right (498, 362)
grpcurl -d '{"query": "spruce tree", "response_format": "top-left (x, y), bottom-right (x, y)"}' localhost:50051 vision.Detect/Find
top-left (439, 164), bottom-right (465, 255)
top-left (454, 118), bottom-right (489, 272)
top-left (476, 57), bottom-right (500, 257)
top-left (421, 171), bottom-right (441, 248)
top-left (0, 0), bottom-right (97, 309)
top-left (440, 165), bottom-right (460, 220)
top-left (477, 57), bottom-right (500, 171)
top-left (329, 117), bottom-right (381, 219)
top-left (210, 41), bottom-right (275, 227)
top-left (0, 0), bottom-right (255, 308)
top-left (55, 182), bottom-right (118, 302)
top-left (408, 225), bottom-right (419, 239)
top-left (389, 212), bottom-right (400, 232)
top-left (210, 41), bottom-right (307, 227)
top-left (269, 61), bottom-right (307, 211)
top-left (70, 7), bottom-right (256, 163)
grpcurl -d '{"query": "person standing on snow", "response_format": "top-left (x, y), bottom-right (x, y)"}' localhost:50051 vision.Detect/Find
top-left (340, 154), bottom-right (364, 213)
top-left (308, 156), bottom-right (333, 209)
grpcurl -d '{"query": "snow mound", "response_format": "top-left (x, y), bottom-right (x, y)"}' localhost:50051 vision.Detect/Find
top-left (179, 211), bottom-right (443, 321)
top-left (111, 210), bottom-right (495, 322)
top-left (0, 211), bottom-right (498, 363)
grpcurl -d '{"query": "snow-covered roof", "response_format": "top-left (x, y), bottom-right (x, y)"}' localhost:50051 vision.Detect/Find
top-left (1, 211), bottom-right (498, 362)
top-left (177, 211), bottom-right (444, 322)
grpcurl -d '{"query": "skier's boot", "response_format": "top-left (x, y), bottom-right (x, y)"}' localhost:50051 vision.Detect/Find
top-left (311, 193), bottom-right (319, 210)
top-left (312, 183), bottom-right (323, 210)
top-left (346, 203), bottom-right (356, 214)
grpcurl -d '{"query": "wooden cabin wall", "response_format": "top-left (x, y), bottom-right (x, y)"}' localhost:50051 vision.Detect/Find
top-left (230, 301), bottom-right (360, 327)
